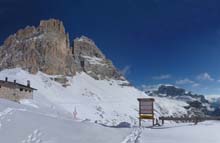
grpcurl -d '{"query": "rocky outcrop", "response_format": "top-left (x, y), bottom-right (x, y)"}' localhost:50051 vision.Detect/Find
top-left (156, 85), bottom-right (186, 96)
top-left (0, 19), bottom-right (75, 75)
top-left (73, 36), bottom-right (123, 80)
top-left (149, 85), bottom-right (209, 103)
top-left (146, 85), bottom-right (212, 116)
top-left (0, 19), bottom-right (124, 80)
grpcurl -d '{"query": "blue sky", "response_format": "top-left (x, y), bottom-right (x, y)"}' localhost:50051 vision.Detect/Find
top-left (1, 0), bottom-right (220, 95)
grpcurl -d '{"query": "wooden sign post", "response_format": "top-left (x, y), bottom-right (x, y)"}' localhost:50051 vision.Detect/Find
top-left (137, 98), bottom-right (155, 127)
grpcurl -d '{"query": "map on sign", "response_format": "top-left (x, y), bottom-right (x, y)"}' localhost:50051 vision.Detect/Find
top-left (137, 98), bottom-right (155, 126)
top-left (139, 101), bottom-right (153, 114)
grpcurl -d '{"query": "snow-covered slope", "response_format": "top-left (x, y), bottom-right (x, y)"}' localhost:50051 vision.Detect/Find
top-left (0, 68), bottom-right (188, 126)
top-left (0, 99), bottom-right (131, 143)
top-left (1, 98), bottom-right (220, 143)
top-left (1, 68), bottom-right (220, 143)
top-left (140, 121), bottom-right (220, 143)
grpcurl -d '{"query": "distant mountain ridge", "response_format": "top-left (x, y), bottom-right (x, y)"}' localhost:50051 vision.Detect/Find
top-left (144, 84), bottom-right (220, 117)
top-left (149, 85), bottom-right (208, 103)
top-left (0, 19), bottom-right (123, 80)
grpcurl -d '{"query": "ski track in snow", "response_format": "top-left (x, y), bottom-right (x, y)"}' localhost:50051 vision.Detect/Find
top-left (21, 129), bottom-right (43, 143)
top-left (0, 108), bottom-right (14, 128)
top-left (121, 128), bottom-right (142, 143)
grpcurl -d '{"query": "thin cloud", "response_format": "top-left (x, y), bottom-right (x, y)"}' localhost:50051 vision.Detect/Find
top-left (120, 65), bottom-right (131, 76)
top-left (192, 83), bottom-right (200, 87)
top-left (176, 78), bottom-right (200, 87)
top-left (141, 84), bottom-right (160, 91)
top-left (197, 72), bottom-right (214, 81)
top-left (152, 74), bottom-right (171, 80)
top-left (176, 78), bottom-right (194, 85)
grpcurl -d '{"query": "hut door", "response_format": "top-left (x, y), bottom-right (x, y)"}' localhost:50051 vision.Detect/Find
top-left (80, 60), bottom-right (85, 71)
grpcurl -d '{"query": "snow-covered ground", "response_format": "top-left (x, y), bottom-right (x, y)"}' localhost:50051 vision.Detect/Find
top-left (1, 68), bottom-right (218, 143)
top-left (1, 98), bottom-right (220, 143)
top-left (140, 121), bottom-right (220, 143)
top-left (0, 68), bottom-right (188, 126)
top-left (0, 99), bottom-right (131, 143)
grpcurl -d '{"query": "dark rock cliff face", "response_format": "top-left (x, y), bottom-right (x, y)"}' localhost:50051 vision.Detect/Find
top-left (146, 85), bottom-right (214, 116)
top-left (73, 36), bottom-right (123, 80)
top-left (156, 85), bottom-right (186, 96)
top-left (151, 85), bottom-right (208, 103)
top-left (0, 19), bottom-right (75, 76)
top-left (0, 19), bottom-right (123, 80)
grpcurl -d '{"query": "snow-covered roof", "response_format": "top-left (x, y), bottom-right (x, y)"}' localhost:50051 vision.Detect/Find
top-left (0, 78), bottom-right (37, 91)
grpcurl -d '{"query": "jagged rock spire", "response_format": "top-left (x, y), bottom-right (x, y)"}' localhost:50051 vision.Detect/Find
top-left (73, 36), bottom-right (123, 80)
top-left (0, 19), bottom-right (75, 75)
top-left (0, 19), bottom-right (123, 80)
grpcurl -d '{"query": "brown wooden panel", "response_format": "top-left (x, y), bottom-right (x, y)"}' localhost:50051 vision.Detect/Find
top-left (140, 101), bottom-right (153, 106)
top-left (140, 106), bottom-right (153, 110)
top-left (140, 109), bottom-right (153, 114)
top-left (140, 111), bottom-right (153, 114)
top-left (140, 104), bottom-right (153, 107)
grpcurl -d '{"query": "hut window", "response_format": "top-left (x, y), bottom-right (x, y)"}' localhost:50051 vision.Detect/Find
top-left (0, 85), bottom-right (1, 88)
top-left (25, 89), bottom-right (28, 92)
top-left (20, 88), bottom-right (23, 91)
top-left (29, 90), bottom-right (32, 93)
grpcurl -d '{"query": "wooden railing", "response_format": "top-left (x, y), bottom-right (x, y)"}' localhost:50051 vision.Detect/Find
top-left (159, 116), bottom-right (220, 125)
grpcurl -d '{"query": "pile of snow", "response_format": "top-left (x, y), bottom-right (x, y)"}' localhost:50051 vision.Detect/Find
top-left (0, 68), bottom-right (188, 126)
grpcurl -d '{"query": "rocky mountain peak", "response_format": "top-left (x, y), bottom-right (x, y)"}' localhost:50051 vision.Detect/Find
top-left (157, 85), bottom-right (186, 96)
top-left (0, 19), bottom-right (124, 80)
top-left (73, 35), bottom-right (123, 80)
top-left (73, 36), bottom-right (105, 59)
top-left (74, 36), bottom-right (95, 44)
top-left (39, 19), bottom-right (65, 34)
top-left (0, 19), bottom-right (75, 76)
top-left (146, 84), bottom-right (209, 103)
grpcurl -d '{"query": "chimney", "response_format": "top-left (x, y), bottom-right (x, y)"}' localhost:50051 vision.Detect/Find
top-left (27, 80), bottom-right (30, 87)
top-left (14, 80), bottom-right (16, 84)
top-left (5, 77), bottom-right (8, 82)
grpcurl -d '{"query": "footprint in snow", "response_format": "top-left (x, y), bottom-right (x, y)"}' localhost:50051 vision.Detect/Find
top-left (22, 129), bottom-right (42, 143)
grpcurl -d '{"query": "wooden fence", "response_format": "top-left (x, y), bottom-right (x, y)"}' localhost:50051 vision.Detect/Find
top-left (159, 116), bottom-right (220, 125)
